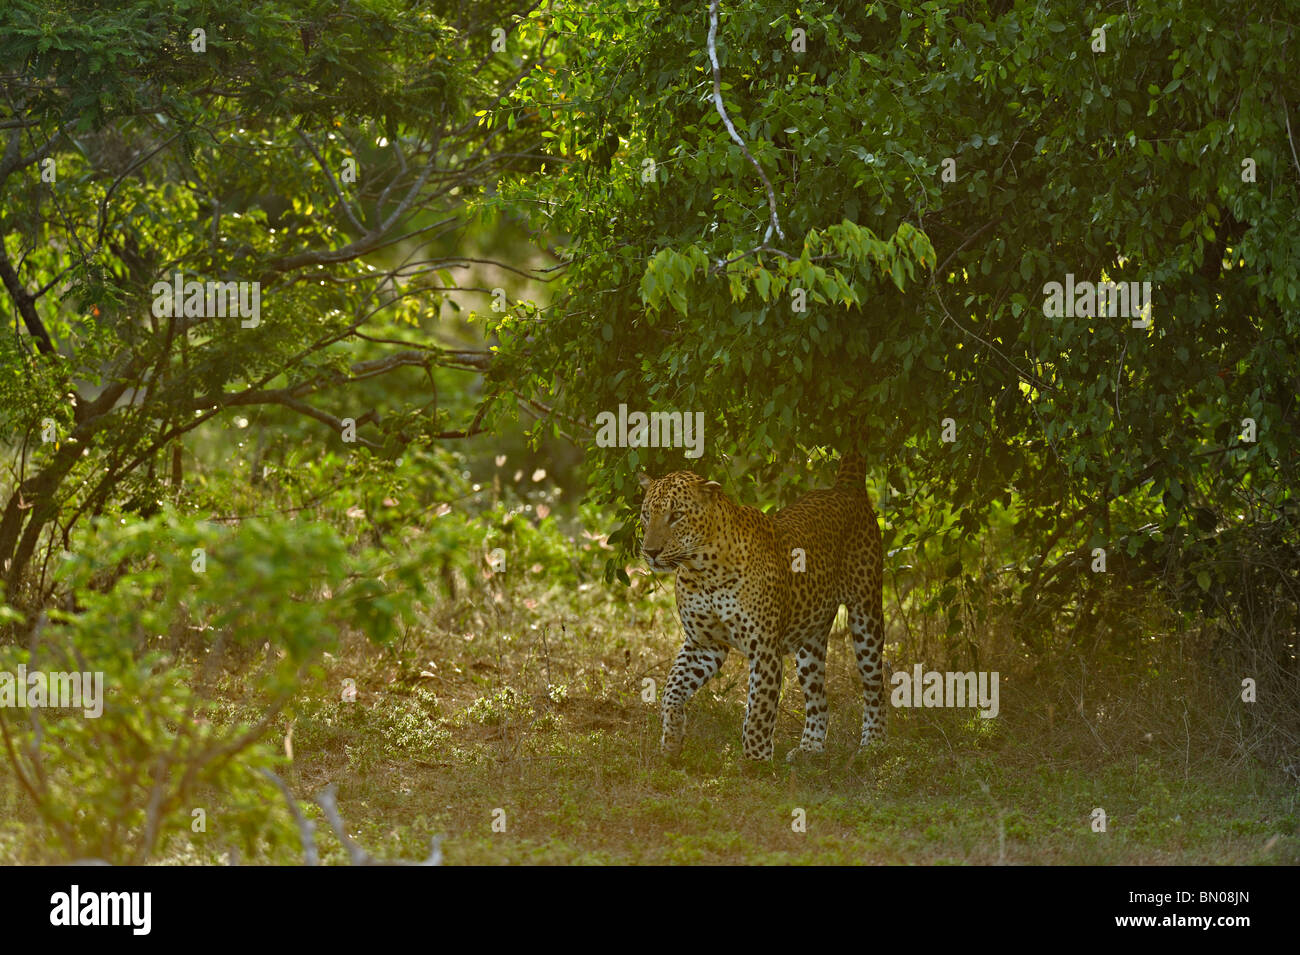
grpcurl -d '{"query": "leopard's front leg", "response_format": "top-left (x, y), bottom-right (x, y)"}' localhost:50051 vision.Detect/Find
top-left (660, 633), bottom-right (729, 757)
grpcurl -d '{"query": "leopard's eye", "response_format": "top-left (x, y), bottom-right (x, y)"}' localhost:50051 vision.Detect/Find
top-left (668, 510), bottom-right (683, 524)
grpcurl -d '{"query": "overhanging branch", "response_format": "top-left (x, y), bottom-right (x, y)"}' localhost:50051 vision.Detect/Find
top-left (707, 1), bottom-right (784, 244)
top-left (222, 391), bottom-right (384, 449)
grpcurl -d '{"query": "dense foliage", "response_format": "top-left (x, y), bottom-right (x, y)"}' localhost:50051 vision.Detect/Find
top-left (497, 0), bottom-right (1299, 648)
top-left (0, 0), bottom-right (545, 599)
top-left (1, 0), bottom-right (1296, 863)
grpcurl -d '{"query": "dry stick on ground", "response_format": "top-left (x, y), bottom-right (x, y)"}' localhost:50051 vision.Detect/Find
top-left (318, 782), bottom-right (443, 866)
top-left (262, 770), bottom-right (319, 866)
top-left (263, 773), bottom-right (442, 866)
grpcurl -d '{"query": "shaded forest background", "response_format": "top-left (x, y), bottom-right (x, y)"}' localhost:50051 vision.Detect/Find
top-left (0, 0), bottom-right (1296, 863)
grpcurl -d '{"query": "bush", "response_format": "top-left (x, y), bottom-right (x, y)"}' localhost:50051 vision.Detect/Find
top-left (0, 510), bottom-right (420, 863)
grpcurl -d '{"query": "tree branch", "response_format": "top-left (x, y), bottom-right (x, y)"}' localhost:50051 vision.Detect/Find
top-left (261, 770), bottom-right (319, 866)
top-left (0, 243), bottom-right (53, 354)
top-left (295, 129), bottom-right (368, 235)
top-left (1283, 96), bottom-right (1300, 184)
top-left (222, 392), bottom-right (384, 449)
top-left (707, 1), bottom-right (784, 243)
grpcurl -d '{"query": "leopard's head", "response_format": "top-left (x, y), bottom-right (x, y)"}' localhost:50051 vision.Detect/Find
top-left (637, 471), bottom-right (722, 572)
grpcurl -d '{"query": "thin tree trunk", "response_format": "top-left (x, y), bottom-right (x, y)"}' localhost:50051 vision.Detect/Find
top-left (0, 448), bottom-right (78, 597)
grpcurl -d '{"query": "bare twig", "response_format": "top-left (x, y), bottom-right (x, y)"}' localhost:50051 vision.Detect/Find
top-left (707, 1), bottom-right (784, 243)
top-left (312, 783), bottom-right (442, 865)
top-left (1113, 339), bottom-right (1127, 423)
top-left (262, 770), bottom-right (319, 866)
top-left (930, 285), bottom-right (1059, 395)
top-left (295, 130), bottom-right (367, 235)
top-left (932, 215), bottom-right (1004, 281)
top-left (315, 783), bottom-right (370, 863)
top-left (1283, 96), bottom-right (1300, 183)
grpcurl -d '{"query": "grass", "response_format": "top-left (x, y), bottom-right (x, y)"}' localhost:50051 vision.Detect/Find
top-left (229, 572), bottom-right (1299, 866)
top-left (1, 554), bottom-right (1295, 865)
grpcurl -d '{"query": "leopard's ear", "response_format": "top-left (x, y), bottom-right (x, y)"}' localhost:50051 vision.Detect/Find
top-left (637, 472), bottom-right (655, 490)
top-left (702, 480), bottom-right (722, 496)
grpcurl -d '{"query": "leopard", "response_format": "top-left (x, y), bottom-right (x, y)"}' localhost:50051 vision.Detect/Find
top-left (638, 452), bottom-right (885, 761)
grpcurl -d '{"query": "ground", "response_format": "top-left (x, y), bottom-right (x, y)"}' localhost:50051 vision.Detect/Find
top-left (1, 564), bottom-right (1294, 865)
top-left (258, 577), bottom-right (1298, 865)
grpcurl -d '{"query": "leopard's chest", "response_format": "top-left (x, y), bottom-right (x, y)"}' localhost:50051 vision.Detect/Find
top-left (675, 563), bottom-right (745, 615)
top-left (675, 557), bottom-right (783, 626)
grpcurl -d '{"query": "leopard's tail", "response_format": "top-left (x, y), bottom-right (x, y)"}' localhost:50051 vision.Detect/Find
top-left (834, 411), bottom-right (870, 491)
top-left (834, 451), bottom-right (868, 492)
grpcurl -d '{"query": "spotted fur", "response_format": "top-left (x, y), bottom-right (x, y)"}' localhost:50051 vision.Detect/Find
top-left (639, 453), bottom-right (885, 760)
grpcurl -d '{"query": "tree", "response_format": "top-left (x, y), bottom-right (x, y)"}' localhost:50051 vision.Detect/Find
top-left (0, 0), bottom-right (549, 600)
top-left (498, 0), bottom-right (1299, 639)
